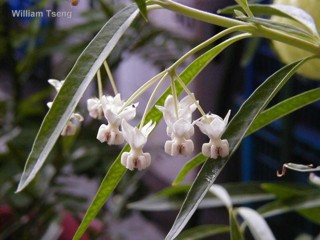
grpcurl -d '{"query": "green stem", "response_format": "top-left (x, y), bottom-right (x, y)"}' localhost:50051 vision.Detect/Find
top-left (103, 61), bottom-right (118, 95)
top-left (174, 73), bottom-right (206, 117)
top-left (170, 76), bottom-right (179, 119)
top-left (97, 69), bottom-right (103, 99)
top-left (123, 71), bottom-right (166, 109)
top-left (169, 25), bottom-right (254, 71)
top-left (139, 72), bottom-right (168, 129)
top-left (150, 0), bottom-right (320, 56)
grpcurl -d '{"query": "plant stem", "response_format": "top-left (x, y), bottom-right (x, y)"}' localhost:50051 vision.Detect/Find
top-left (169, 25), bottom-right (254, 71)
top-left (150, 0), bottom-right (320, 56)
top-left (139, 72), bottom-right (168, 129)
top-left (103, 61), bottom-right (118, 95)
top-left (97, 69), bottom-right (103, 99)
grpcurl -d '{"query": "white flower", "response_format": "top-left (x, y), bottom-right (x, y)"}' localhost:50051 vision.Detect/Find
top-left (48, 79), bottom-right (64, 92)
top-left (195, 110), bottom-right (231, 159)
top-left (47, 80), bottom-right (83, 136)
top-left (87, 97), bottom-right (103, 119)
top-left (96, 94), bottom-right (138, 145)
top-left (61, 113), bottom-right (84, 136)
top-left (120, 120), bottom-right (155, 171)
top-left (164, 118), bottom-right (194, 156)
top-left (156, 94), bottom-right (196, 137)
top-left (156, 94), bottom-right (197, 156)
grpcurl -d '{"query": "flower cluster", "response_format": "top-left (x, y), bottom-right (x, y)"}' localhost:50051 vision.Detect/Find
top-left (48, 79), bottom-right (83, 136)
top-left (88, 91), bottom-right (231, 171)
top-left (87, 94), bottom-right (156, 171)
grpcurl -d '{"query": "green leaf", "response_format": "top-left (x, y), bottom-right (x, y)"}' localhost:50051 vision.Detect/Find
top-left (165, 57), bottom-right (312, 240)
top-left (247, 88), bottom-right (320, 135)
top-left (298, 207), bottom-right (320, 225)
top-left (230, 210), bottom-right (244, 240)
top-left (238, 16), bottom-right (317, 43)
top-left (219, 4), bottom-right (319, 36)
top-left (261, 183), bottom-right (314, 199)
top-left (259, 192), bottom-right (320, 219)
top-left (132, 0), bottom-right (148, 21)
top-left (128, 183), bottom-right (274, 211)
top-left (74, 26), bottom-right (249, 240)
top-left (16, 4), bottom-right (139, 193)
top-left (172, 153), bottom-right (206, 186)
top-left (234, 0), bottom-right (253, 17)
top-left (237, 207), bottom-right (276, 240)
top-left (73, 146), bottom-right (129, 240)
top-left (175, 225), bottom-right (229, 240)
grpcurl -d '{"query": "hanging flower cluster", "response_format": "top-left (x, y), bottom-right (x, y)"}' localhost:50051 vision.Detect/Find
top-left (47, 79), bottom-right (83, 136)
top-left (87, 89), bottom-right (231, 171)
top-left (87, 93), bottom-right (156, 170)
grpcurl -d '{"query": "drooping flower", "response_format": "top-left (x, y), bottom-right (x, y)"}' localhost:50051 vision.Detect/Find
top-left (195, 110), bottom-right (231, 159)
top-left (47, 79), bottom-right (83, 136)
top-left (156, 94), bottom-right (197, 156)
top-left (87, 97), bottom-right (103, 119)
top-left (96, 94), bottom-right (138, 145)
top-left (120, 120), bottom-right (155, 171)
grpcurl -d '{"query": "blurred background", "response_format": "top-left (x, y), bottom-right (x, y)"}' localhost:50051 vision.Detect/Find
top-left (0, 0), bottom-right (319, 239)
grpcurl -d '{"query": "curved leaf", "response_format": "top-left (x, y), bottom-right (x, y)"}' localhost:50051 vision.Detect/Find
top-left (247, 88), bottom-right (320, 135)
top-left (16, 4), bottom-right (139, 193)
top-left (237, 207), bottom-right (276, 240)
top-left (165, 57), bottom-right (312, 240)
top-left (230, 210), bottom-right (244, 240)
top-left (219, 4), bottom-right (319, 36)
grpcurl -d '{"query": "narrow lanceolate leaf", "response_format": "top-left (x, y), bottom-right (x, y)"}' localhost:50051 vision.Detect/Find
top-left (165, 57), bottom-right (312, 240)
top-left (237, 207), bottom-right (275, 240)
top-left (247, 88), bottom-right (320, 135)
top-left (128, 183), bottom-right (274, 211)
top-left (73, 146), bottom-right (129, 240)
top-left (175, 225), bottom-right (229, 240)
top-left (74, 27), bottom-right (250, 240)
top-left (172, 153), bottom-right (207, 186)
top-left (16, 4), bottom-right (139, 193)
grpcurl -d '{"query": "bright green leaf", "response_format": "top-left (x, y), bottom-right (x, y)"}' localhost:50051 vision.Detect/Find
top-left (16, 4), bottom-right (139, 193)
top-left (175, 225), bottom-right (229, 240)
top-left (247, 88), bottom-right (320, 135)
top-left (165, 57), bottom-right (312, 240)
top-left (237, 207), bottom-right (276, 240)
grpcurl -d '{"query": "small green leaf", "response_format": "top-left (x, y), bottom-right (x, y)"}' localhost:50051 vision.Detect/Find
top-left (237, 207), bottom-right (276, 240)
top-left (247, 88), bottom-right (320, 135)
top-left (172, 153), bottom-right (206, 186)
top-left (133, 0), bottom-right (148, 21)
top-left (230, 210), bottom-right (244, 240)
top-left (16, 4), bottom-right (139, 193)
top-left (165, 57), bottom-right (312, 240)
top-left (234, 0), bottom-right (254, 17)
top-left (175, 225), bottom-right (229, 240)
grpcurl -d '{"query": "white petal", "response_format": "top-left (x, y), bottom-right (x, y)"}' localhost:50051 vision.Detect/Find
top-left (104, 109), bottom-right (121, 126)
top-left (224, 110), bottom-right (231, 125)
top-left (173, 119), bottom-right (194, 138)
top-left (48, 79), bottom-right (64, 92)
top-left (207, 118), bottom-right (226, 139)
top-left (141, 121), bottom-right (156, 137)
